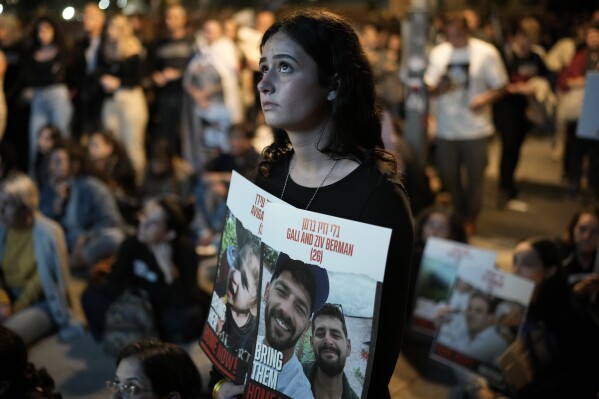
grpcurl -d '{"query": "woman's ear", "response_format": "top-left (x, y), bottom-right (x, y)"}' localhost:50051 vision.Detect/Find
top-left (327, 74), bottom-right (340, 101)
top-left (544, 264), bottom-right (558, 279)
top-left (165, 230), bottom-right (176, 241)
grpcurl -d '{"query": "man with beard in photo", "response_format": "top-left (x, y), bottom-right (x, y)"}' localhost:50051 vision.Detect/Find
top-left (258, 252), bottom-right (329, 398)
top-left (303, 303), bottom-right (359, 399)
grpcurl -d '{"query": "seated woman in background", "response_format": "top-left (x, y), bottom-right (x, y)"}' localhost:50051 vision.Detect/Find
top-left (0, 173), bottom-right (83, 345)
top-left (32, 123), bottom-right (63, 189)
top-left (39, 142), bottom-right (126, 271)
top-left (559, 207), bottom-right (599, 331)
top-left (140, 137), bottom-right (195, 204)
top-left (559, 206), bottom-right (598, 282)
top-left (108, 338), bottom-right (203, 399)
top-left (86, 130), bottom-right (140, 226)
top-left (81, 195), bottom-right (209, 344)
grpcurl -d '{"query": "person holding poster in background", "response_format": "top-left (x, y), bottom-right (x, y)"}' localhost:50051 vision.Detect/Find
top-left (451, 238), bottom-right (599, 399)
top-left (210, 8), bottom-right (414, 399)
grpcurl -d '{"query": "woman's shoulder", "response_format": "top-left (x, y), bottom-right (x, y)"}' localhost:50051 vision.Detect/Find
top-left (33, 213), bottom-right (64, 237)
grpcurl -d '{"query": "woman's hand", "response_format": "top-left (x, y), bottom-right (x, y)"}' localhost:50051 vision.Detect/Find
top-left (100, 74), bottom-right (121, 93)
top-left (215, 381), bottom-right (244, 399)
top-left (0, 303), bottom-right (12, 322)
top-left (573, 274), bottom-right (599, 303)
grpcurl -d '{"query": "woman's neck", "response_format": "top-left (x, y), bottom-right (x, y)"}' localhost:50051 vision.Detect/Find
top-left (576, 249), bottom-right (595, 270)
top-left (286, 120), bottom-right (337, 185)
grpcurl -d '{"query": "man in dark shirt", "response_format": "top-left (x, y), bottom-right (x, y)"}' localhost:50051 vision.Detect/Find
top-left (69, 2), bottom-right (106, 139)
top-left (150, 4), bottom-right (193, 155)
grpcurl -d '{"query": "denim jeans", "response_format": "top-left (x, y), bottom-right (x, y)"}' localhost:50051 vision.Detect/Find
top-left (29, 84), bottom-right (73, 173)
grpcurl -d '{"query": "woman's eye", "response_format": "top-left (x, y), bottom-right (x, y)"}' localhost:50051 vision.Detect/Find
top-left (260, 65), bottom-right (268, 75)
top-left (279, 63), bottom-right (293, 73)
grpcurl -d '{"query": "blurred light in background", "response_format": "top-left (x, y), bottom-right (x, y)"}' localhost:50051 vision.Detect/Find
top-left (62, 6), bottom-right (75, 20)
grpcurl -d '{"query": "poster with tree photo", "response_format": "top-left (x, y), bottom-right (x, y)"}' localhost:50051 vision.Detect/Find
top-left (200, 172), bottom-right (283, 383)
top-left (411, 237), bottom-right (497, 335)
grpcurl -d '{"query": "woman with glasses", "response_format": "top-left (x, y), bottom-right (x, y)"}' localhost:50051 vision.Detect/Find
top-left (107, 338), bottom-right (202, 398)
top-left (81, 195), bottom-right (209, 345)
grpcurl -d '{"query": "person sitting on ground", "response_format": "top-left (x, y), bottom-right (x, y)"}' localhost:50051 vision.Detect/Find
top-left (32, 123), bottom-right (63, 189)
top-left (559, 206), bottom-right (599, 282)
top-left (559, 207), bottom-right (599, 328)
top-left (204, 123), bottom-right (261, 180)
top-left (108, 338), bottom-right (203, 399)
top-left (0, 325), bottom-right (62, 399)
top-left (85, 130), bottom-right (140, 226)
top-left (39, 141), bottom-right (126, 271)
top-left (0, 173), bottom-right (84, 345)
top-left (140, 137), bottom-right (195, 205)
top-left (81, 195), bottom-right (209, 343)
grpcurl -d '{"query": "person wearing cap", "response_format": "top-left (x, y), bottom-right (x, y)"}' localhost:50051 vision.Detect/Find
top-left (253, 253), bottom-right (329, 399)
top-left (302, 303), bottom-right (359, 399)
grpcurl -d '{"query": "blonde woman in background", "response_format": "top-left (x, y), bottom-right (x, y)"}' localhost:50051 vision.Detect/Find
top-left (0, 173), bottom-right (84, 345)
top-left (100, 14), bottom-right (148, 184)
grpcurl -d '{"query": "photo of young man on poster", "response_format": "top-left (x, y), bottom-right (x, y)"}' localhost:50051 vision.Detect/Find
top-left (250, 252), bottom-right (329, 399)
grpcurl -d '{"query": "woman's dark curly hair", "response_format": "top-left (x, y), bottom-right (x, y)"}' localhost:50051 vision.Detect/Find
top-left (257, 9), bottom-right (396, 177)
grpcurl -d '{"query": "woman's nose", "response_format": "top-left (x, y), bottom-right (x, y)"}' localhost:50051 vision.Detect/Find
top-left (257, 71), bottom-right (273, 94)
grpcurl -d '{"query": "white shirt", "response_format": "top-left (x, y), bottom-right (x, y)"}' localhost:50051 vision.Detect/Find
top-left (424, 38), bottom-right (508, 140)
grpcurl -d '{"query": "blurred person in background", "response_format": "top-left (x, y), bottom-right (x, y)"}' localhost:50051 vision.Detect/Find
top-left (0, 173), bottom-right (84, 345)
top-left (86, 130), bottom-right (140, 226)
top-left (0, 13), bottom-right (29, 172)
top-left (424, 14), bottom-right (507, 235)
top-left (149, 4), bottom-right (194, 155)
top-left (454, 238), bottom-right (599, 399)
top-left (24, 16), bottom-right (72, 176)
top-left (39, 142), bottom-right (125, 271)
top-left (100, 14), bottom-right (148, 183)
top-left (31, 124), bottom-right (63, 189)
top-left (558, 21), bottom-right (599, 201)
top-left (82, 196), bottom-right (208, 343)
top-left (0, 325), bottom-right (62, 399)
top-left (69, 2), bottom-right (106, 140)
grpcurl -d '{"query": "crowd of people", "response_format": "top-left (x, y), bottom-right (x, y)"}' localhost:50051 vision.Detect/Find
top-left (0, 2), bottom-right (597, 399)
